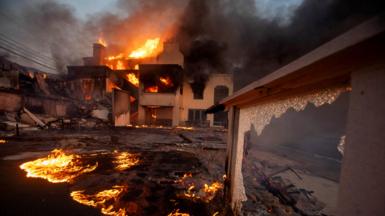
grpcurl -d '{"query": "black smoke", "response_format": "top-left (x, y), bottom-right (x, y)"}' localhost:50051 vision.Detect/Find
top-left (177, 0), bottom-right (385, 90)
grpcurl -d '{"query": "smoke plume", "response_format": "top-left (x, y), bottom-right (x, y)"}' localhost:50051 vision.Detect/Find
top-left (177, 0), bottom-right (385, 89)
top-left (0, 0), bottom-right (384, 85)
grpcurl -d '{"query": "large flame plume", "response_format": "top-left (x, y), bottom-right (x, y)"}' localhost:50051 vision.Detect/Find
top-left (103, 38), bottom-right (162, 70)
top-left (128, 38), bottom-right (160, 59)
top-left (71, 185), bottom-right (127, 216)
top-left (19, 149), bottom-right (98, 183)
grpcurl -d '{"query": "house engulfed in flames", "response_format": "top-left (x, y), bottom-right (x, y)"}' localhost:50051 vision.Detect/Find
top-left (67, 38), bottom-right (233, 127)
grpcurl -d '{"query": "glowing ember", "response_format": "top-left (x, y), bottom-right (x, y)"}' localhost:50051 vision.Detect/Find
top-left (0, 139), bottom-right (6, 144)
top-left (175, 172), bottom-right (193, 184)
top-left (160, 76), bottom-right (173, 87)
top-left (134, 64), bottom-right (139, 70)
top-left (146, 86), bottom-right (158, 93)
top-left (19, 149), bottom-right (98, 183)
top-left (128, 38), bottom-right (160, 59)
top-left (202, 182), bottom-right (223, 200)
top-left (113, 151), bottom-right (140, 171)
top-left (126, 73), bottom-right (139, 87)
top-left (98, 38), bottom-right (107, 47)
top-left (71, 185), bottom-right (127, 216)
top-left (167, 209), bottom-right (190, 216)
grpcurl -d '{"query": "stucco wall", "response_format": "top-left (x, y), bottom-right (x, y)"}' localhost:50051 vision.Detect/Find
top-left (157, 42), bottom-right (183, 66)
top-left (338, 67), bottom-right (385, 216)
top-left (180, 74), bottom-right (233, 126)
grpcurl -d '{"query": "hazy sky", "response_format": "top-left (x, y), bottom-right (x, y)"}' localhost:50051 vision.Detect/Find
top-left (58, 0), bottom-right (304, 22)
top-left (56, 0), bottom-right (120, 19)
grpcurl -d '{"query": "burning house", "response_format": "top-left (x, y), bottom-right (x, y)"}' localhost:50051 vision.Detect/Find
top-left (67, 38), bottom-right (233, 127)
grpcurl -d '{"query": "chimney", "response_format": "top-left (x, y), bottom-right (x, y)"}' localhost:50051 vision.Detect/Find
top-left (93, 43), bottom-right (106, 65)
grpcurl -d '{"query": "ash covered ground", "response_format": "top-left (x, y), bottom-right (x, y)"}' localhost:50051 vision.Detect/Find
top-left (0, 127), bottom-right (230, 216)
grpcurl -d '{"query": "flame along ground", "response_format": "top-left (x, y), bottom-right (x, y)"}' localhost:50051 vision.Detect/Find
top-left (19, 149), bottom-right (98, 183)
top-left (0, 139), bottom-right (6, 144)
top-left (18, 149), bottom-right (223, 215)
top-left (176, 172), bottom-right (224, 203)
top-left (113, 151), bottom-right (140, 171)
top-left (71, 185), bottom-right (127, 216)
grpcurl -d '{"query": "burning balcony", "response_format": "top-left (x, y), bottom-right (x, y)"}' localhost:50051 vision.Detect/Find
top-left (137, 64), bottom-right (183, 126)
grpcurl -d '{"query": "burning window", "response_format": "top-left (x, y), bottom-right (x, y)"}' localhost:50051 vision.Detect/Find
top-left (139, 64), bottom-right (182, 93)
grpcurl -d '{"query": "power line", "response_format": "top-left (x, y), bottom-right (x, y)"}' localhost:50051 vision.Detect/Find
top-left (0, 33), bottom-right (56, 62)
top-left (0, 40), bottom-right (57, 69)
top-left (0, 44), bottom-right (58, 72)
top-left (0, 37), bottom-right (56, 66)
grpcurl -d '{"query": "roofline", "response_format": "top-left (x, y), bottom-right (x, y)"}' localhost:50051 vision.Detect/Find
top-left (221, 15), bottom-right (385, 106)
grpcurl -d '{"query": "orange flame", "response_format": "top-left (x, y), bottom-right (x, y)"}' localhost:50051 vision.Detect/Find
top-left (116, 60), bottom-right (125, 70)
top-left (19, 149), bottom-right (98, 183)
top-left (0, 139), bottom-right (6, 144)
top-left (175, 173), bottom-right (223, 202)
top-left (160, 76), bottom-right (173, 87)
top-left (126, 73), bottom-right (139, 87)
top-left (97, 37), bottom-right (107, 47)
top-left (146, 86), bottom-right (158, 93)
top-left (128, 38), bottom-right (160, 59)
top-left (71, 185), bottom-right (127, 216)
top-left (106, 53), bottom-right (124, 61)
top-left (113, 151), bottom-right (140, 171)
top-left (107, 80), bottom-right (122, 92)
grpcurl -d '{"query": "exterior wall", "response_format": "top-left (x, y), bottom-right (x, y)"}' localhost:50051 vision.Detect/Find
top-left (338, 67), bottom-right (385, 216)
top-left (180, 74), bottom-right (233, 126)
top-left (157, 42), bottom-right (183, 66)
top-left (24, 96), bottom-right (70, 117)
top-left (0, 91), bottom-right (22, 112)
top-left (113, 89), bottom-right (130, 126)
top-left (137, 87), bottom-right (181, 126)
top-left (140, 93), bottom-right (177, 106)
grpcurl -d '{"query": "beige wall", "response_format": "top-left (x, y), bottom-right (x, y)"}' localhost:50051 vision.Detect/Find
top-left (180, 73), bottom-right (233, 126)
top-left (138, 86), bottom-right (181, 126)
top-left (157, 42), bottom-right (183, 66)
top-left (113, 89), bottom-right (130, 126)
top-left (338, 67), bottom-right (385, 216)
